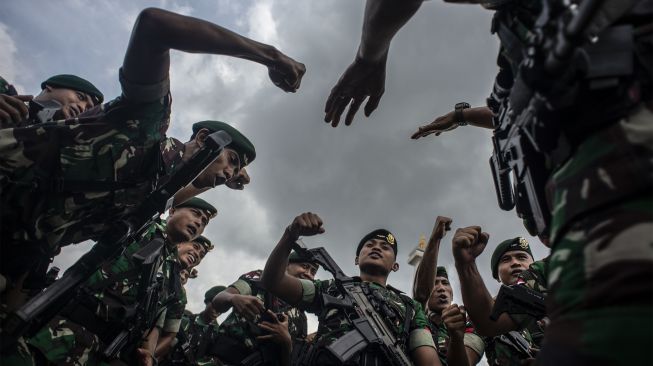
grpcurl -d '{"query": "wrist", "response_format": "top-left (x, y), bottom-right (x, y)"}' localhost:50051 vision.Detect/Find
top-left (454, 102), bottom-right (470, 126)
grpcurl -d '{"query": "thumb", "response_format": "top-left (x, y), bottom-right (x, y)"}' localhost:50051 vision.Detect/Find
top-left (15, 95), bottom-right (33, 101)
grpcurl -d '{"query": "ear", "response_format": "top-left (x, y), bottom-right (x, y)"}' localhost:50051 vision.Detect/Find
top-left (354, 256), bottom-right (359, 265)
top-left (169, 207), bottom-right (176, 215)
top-left (391, 262), bottom-right (399, 272)
top-left (194, 128), bottom-right (211, 147)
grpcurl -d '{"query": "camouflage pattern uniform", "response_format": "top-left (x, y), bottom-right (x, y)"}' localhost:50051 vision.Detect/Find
top-left (0, 69), bottom-right (175, 288)
top-left (163, 312), bottom-right (221, 366)
top-left (213, 270), bottom-right (307, 365)
top-left (297, 277), bottom-right (435, 365)
top-left (487, 2), bottom-right (653, 364)
top-left (26, 219), bottom-right (187, 365)
top-left (428, 317), bottom-right (484, 366)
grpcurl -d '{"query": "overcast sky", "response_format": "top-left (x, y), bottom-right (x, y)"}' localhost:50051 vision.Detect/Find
top-left (2, 1), bottom-right (549, 361)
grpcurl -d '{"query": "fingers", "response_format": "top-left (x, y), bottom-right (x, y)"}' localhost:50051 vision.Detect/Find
top-left (4, 95), bottom-right (29, 119)
top-left (0, 96), bottom-right (26, 124)
top-left (15, 95), bottom-right (33, 102)
top-left (329, 96), bottom-right (350, 128)
top-left (364, 91), bottom-right (383, 117)
top-left (256, 334), bottom-right (275, 341)
top-left (344, 96), bottom-right (365, 126)
top-left (291, 212), bottom-right (325, 237)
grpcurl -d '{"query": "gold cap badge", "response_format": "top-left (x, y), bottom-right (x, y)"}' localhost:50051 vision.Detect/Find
top-left (386, 233), bottom-right (395, 245)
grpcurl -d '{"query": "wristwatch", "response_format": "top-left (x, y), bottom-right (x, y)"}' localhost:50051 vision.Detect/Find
top-left (454, 102), bottom-right (470, 126)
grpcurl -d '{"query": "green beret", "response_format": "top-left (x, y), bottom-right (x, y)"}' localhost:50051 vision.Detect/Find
top-left (436, 266), bottom-right (448, 279)
top-left (41, 74), bottom-right (104, 105)
top-left (193, 235), bottom-right (214, 252)
top-left (204, 285), bottom-right (226, 303)
top-left (288, 249), bottom-right (319, 267)
top-left (174, 197), bottom-right (217, 219)
top-left (192, 120), bottom-right (256, 167)
top-left (491, 237), bottom-right (534, 280)
top-left (356, 229), bottom-right (398, 257)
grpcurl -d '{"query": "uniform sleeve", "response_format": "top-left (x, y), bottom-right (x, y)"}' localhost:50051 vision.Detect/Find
top-left (297, 279), bottom-right (332, 314)
top-left (161, 298), bottom-right (185, 333)
top-left (230, 278), bottom-right (253, 296)
top-left (119, 67), bottom-right (170, 103)
top-left (408, 301), bottom-right (436, 351)
top-left (463, 321), bottom-right (485, 357)
top-left (464, 333), bottom-right (486, 358)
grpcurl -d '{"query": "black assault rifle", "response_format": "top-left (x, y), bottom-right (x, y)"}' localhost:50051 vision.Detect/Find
top-left (490, 284), bottom-right (546, 322)
top-left (489, 0), bottom-right (618, 236)
top-left (292, 241), bottom-right (412, 366)
top-left (1, 130), bottom-right (232, 351)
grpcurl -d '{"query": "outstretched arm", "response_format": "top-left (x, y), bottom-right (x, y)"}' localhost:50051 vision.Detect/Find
top-left (324, 0), bottom-right (424, 127)
top-left (411, 107), bottom-right (494, 140)
top-left (413, 216), bottom-right (452, 306)
top-left (123, 7), bottom-right (304, 92)
top-left (261, 213), bottom-right (325, 305)
top-left (452, 227), bottom-right (517, 336)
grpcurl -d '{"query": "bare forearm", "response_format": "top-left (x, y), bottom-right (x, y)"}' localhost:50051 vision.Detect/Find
top-left (213, 289), bottom-right (236, 313)
top-left (154, 331), bottom-right (176, 360)
top-left (464, 107), bottom-right (494, 129)
top-left (357, 0), bottom-right (424, 62)
top-left (413, 238), bottom-right (440, 305)
top-left (124, 7), bottom-right (279, 84)
top-left (446, 335), bottom-right (470, 366)
top-left (455, 263), bottom-right (496, 334)
top-left (261, 229), bottom-right (303, 304)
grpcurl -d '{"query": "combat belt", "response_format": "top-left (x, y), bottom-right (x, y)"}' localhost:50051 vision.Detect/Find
top-left (291, 241), bottom-right (415, 366)
top-left (488, 0), bottom-right (648, 236)
top-left (0, 130), bottom-right (233, 353)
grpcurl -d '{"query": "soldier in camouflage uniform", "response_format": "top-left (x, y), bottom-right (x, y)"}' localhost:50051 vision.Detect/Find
top-left (425, 267), bottom-right (485, 366)
top-left (480, 237), bottom-right (546, 365)
top-left (261, 212), bottom-right (441, 365)
top-left (24, 197), bottom-right (217, 366)
top-left (410, 216), bottom-right (484, 366)
top-left (158, 285), bottom-right (226, 366)
top-left (0, 74), bottom-right (103, 128)
top-left (0, 7), bottom-right (305, 295)
top-left (210, 251), bottom-right (319, 365)
top-left (326, 0), bottom-right (652, 364)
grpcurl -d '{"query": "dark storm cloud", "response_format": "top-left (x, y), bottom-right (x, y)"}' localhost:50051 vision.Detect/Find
top-left (1, 0), bottom-right (548, 323)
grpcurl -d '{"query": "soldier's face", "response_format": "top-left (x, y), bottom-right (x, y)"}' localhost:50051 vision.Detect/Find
top-left (357, 239), bottom-right (398, 275)
top-left (204, 301), bottom-right (220, 320)
top-left (35, 85), bottom-right (95, 119)
top-left (286, 262), bottom-right (319, 281)
top-left (177, 241), bottom-right (207, 269)
top-left (192, 148), bottom-right (241, 189)
top-left (428, 276), bottom-right (453, 313)
top-left (166, 207), bottom-right (209, 243)
top-left (497, 250), bottom-right (534, 285)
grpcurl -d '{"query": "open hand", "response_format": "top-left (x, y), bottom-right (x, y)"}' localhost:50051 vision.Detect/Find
top-left (324, 55), bottom-right (387, 127)
top-left (411, 110), bottom-right (457, 139)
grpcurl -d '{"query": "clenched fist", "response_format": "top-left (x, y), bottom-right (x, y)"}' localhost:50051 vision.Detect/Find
top-left (451, 226), bottom-right (489, 265)
top-left (286, 212), bottom-right (325, 240)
